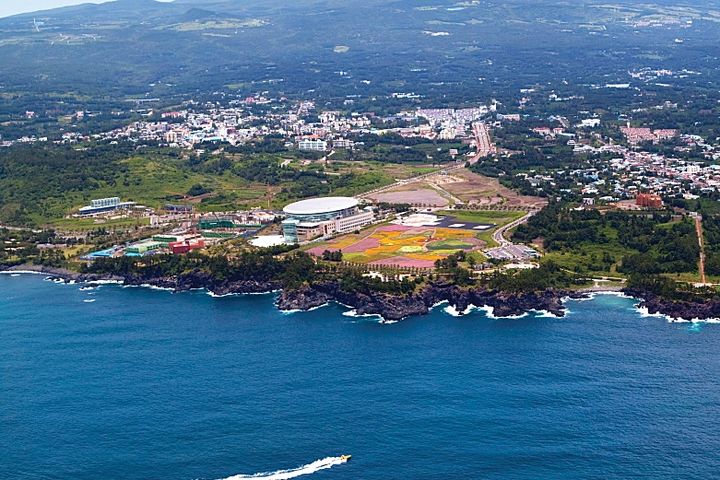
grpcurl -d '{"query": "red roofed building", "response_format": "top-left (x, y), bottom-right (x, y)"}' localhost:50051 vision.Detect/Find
top-left (636, 193), bottom-right (663, 209)
top-left (169, 239), bottom-right (205, 255)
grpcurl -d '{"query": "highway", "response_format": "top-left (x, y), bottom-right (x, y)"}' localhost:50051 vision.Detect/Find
top-left (467, 122), bottom-right (495, 164)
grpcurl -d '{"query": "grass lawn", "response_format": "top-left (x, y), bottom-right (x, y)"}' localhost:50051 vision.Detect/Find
top-left (38, 156), bottom-right (271, 226)
top-left (50, 216), bottom-right (150, 231)
top-left (664, 272), bottom-right (704, 284)
top-left (326, 160), bottom-right (440, 180)
top-left (438, 209), bottom-right (526, 247)
top-left (438, 209), bottom-right (526, 225)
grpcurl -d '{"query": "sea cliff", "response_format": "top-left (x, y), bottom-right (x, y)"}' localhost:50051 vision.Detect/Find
top-left (6, 264), bottom-right (720, 322)
top-left (276, 281), bottom-right (584, 321)
top-left (625, 288), bottom-right (720, 321)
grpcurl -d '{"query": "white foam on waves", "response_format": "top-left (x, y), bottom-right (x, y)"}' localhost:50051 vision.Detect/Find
top-left (207, 291), bottom-right (239, 298)
top-left (219, 456), bottom-right (347, 480)
top-left (88, 279), bottom-right (123, 285)
top-left (443, 303), bottom-right (529, 319)
top-left (1, 270), bottom-right (48, 276)
top-left (636, 306), bottom-right (720, 324)
top-left (208, 290), bottom-right (279, 298)
top-left (282, 303), bottom-right (330, 315)
top-left (342, 309), bottom-right (383, 321)
top-left (122, 283), bottom-right (174, 292)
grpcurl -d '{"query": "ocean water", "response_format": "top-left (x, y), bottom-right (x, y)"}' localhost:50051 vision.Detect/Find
top-left (2, 274), bottom-right (720, 480)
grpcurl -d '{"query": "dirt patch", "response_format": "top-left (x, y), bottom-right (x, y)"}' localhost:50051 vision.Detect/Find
top-left (440, 169), bottom-right (547, 209)
top-left (368, 188), bottom-right (449, 207)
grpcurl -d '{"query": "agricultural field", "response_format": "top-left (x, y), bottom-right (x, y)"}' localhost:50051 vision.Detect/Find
top-left (306, 210), bottom-right (526, 268)
top-left (307, 224), bottom-right (485, 268)
top-left (364, 168), bottom-right (547, 209)
top-left (369, 187), bottom-right (451, 208)
top-left (439, 170), bottom-right (547, 209)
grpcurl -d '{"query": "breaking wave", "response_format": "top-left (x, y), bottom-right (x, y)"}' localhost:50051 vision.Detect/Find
top-left (218, 456), bottom-right (347, 480)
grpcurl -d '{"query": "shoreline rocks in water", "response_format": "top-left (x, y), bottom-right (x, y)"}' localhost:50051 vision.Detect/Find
top-left (624, 288), bottom-right (720, 321)
top-left (6, 264), bottom-right (720, 322)
top-left (1, 264), bottom-right (281, 296)
top-left (277, 281), bottom-right (588, 321)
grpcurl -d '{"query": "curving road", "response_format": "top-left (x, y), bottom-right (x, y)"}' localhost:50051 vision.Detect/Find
top-left (491, 211), bottom-right (535, 247)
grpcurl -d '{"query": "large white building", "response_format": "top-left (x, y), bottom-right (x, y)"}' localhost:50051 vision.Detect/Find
top-left (297, 138), bottom-right (328, 151)
top-left (78, 197), bottom-right (135, 216)
top-left (281, 197), bottom-right (374, 243)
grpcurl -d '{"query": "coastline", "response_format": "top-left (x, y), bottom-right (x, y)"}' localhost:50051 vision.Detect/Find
top-left (3, 264), bottom-right (719, 323)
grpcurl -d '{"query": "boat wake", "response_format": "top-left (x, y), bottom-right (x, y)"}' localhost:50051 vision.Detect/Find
top-left (218, 456), bottom-right (348, 480)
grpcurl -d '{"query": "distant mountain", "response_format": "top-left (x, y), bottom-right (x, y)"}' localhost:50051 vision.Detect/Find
top-left (0, 0), bottom-right (719, 109)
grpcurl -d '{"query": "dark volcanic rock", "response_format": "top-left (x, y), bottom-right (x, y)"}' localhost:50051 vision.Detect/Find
top-left (277, 285), bottom-right (334, 311)
top-left (625, 288), bottom-right (720, 321)
top-left (278, 281), bottom-right (579, 322)
top-left (123, 269), bottom-right (280, 296)
top-left (7, 263), bottom-right (611, 322)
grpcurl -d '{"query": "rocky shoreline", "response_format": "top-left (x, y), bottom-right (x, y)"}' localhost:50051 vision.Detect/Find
top-left (3, 264), bottom-right (581, 320)
top-left (5, 264), bottom-right (720, 322)
top-left (276, 281), bottom-right (587, 321)
top-left (624, 288), bottom-right (720, 322)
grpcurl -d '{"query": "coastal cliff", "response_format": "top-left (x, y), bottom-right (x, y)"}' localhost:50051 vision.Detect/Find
top-left (4, 264), bottom-right (578, 321)
top-left (122, 270), bottom-right (282, 296)
top-left (2, 264), bottom-right (280, 296)
top-left (8, 263), bottom-right (720, 322)
top-left (625, 288), bottom-right (720, 321)
top-left (277, 281), bottom-right (584, 321)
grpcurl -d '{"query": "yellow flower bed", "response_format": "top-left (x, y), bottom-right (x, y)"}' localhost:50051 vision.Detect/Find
top-left (317, 226), bottom-right (483, 263)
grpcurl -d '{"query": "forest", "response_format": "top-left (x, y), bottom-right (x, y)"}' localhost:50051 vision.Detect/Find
top-left (0, 143), bottom-right (394, 226)
top-left (513, 203), bottom-right (700, 276)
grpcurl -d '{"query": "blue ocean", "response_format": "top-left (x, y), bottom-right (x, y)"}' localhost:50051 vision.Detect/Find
top-left (2, 273), bottom-right (719, 480)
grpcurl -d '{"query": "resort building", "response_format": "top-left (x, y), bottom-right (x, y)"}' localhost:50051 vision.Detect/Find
top-left (125, 241), bottom-right (162, 255)
top-left (297, 138), bottom-right (328, 151)
top-left (281, 196), bottom-right (374, 243)
top-left (78, 197), bottom-right (136, 216)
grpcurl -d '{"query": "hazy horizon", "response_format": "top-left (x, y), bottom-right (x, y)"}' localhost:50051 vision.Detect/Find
top-left (0, 0), bottom-right (174, 18)
top-left (0, 1), bottom-right (112, 18)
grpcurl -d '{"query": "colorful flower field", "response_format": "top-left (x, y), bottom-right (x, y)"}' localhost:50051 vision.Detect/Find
top-left (306, 224), bottom-right (486, 268)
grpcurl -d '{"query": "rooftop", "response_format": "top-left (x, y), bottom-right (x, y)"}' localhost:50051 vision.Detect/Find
top-left (283, 197), bottom-right (358, 216)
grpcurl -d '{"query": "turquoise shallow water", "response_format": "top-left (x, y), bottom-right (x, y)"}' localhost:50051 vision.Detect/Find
top-left (1, 274), bottom-right (720, 479)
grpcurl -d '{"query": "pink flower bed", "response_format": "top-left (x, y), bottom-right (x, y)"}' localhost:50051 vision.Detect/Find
top-left (343, 237), bottom-right (380, 253)
top-left (376, 225), bottom-right (413, 233)
top-left (370, 256), bottom-right (436, 268)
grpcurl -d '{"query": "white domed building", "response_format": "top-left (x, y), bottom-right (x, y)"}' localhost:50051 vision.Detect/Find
top-left (281, 196), bottom-right (374, 243)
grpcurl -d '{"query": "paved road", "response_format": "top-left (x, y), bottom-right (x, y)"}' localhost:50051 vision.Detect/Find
top-left (0, 224), bottom-right (38, 232)
top-left (491, 211), bottom-right (534, 247)
top-left (468, 122), bottom-right (495, 164)
top-left (696, 215), bottom-right (707, 284)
